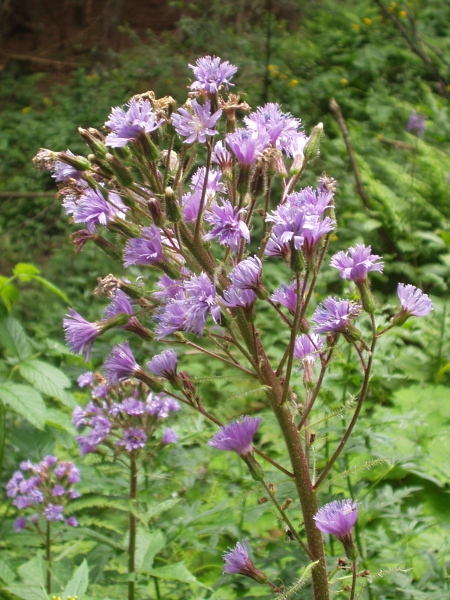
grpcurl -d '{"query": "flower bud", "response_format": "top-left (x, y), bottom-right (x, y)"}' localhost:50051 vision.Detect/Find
top-left (78, 127), bottom-right (107, 157)
top-left (148, 198), bottom-right (165, 227)
top-left (105, 153), bottom-right (134, 187)
top-left (304, 122), bottom-right (323, 161)
top-left (58, 152), bottom-right (91, 171)
top-left (165, 186), bottom-right (182, 223)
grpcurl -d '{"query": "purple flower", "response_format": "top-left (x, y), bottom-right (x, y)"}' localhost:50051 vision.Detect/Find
top-left (67, 465), bottom-right (80, 484)
top-left (330, 244), bottom-right (384, 283)
top-left (397, 284), bottom-right (433, 317)
top-left (222, 287), bottom-right (257, 309)
top-left (226, 128), bottom-right (267, 166)
top-left (183, 167), bottom-right (224, 223)
top-left (294, 334), bottom-right (325, 362)
top-left (229, 256), bottom-right (262, 291)
top-left (73, 188), bottom-right (128, 234)
top-left (123, 225), bottom-right (164, 267)
top-left (103, 290), bottom-right (133, 319)
top-left (155, 296), bottom-right (189, 338)
top-left (63, 309), bottom-right (101, 361)
top-left (121, 398), bottom-right (145, 415)
top-left (7, 472), bottom-right (25, 498)
top-left (244, 103), bottom-right (301, 153)
top-left (314, 499), bottom-right (358, 539)
top-left (222, 540), bottom-right (268, 583)
top-left (270, 282), bottom-right (298, 314)
top-left (13, 496), bottom-right (30, 509)
top-left (147, 350), bottom-right (178, 379)
top-left (209, 416), bottom-right (262, 456)
top-left (406, 111), bottom-right (427, 137)
top-left (118, 427), bottom-right (147, 452)
top-left (189, 56), bottom-right (238, 94)
top-left (14, 517), bottom-right (27, 532)
top-left (184, 273), bottom-right (222, 335)
top-left (28, 489), bottom-right (44, 504)
top-left (172, 99), bottom-right (222, 145)
top-left (312, 297), bottom-right (361, 334)
top-left (44, 504), bottom-right (65, 522)
top-left (153, 274), bottom-right (185, 301)
top-left (162, 428), bottom-right (178, 444)
top-left (301, 215), bottom-right (335, 258)
top-left (72, 407), bottom-right (87, 428)
top-left (52, 150), bottom-right (83, 182)
top-left (67, 516), bottom-right (79, 527)
top-left (212, 141), bottom-right (233, 171)
top-left (204, 200), bottom-right (250, 252)
top-left (146, 392), bottom-right (180, 419)
top-left (77, 372), bottom-right (93, 388)
top-left (42, 455), bottom-right (58, 468)
top-left (105, 98), bottom-right (164, 147)
top-left (104, 342), bottom-right (140, 384)
top-left (52, 485), bottom-right (66, 497)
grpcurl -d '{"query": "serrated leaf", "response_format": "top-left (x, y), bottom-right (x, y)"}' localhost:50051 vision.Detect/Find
top-left (19, 359), bottom-right (75, 407)
top-left (143, 498), bottom-right (180, 522)
top-left (63, 560), bottom-right (88, 600)
top-left (0, 315), bottom-right (32, 360)
top-left (0, 277), bottom-right (20, 311)
top-left (68, 527), bottom-right (124, 550)
top-left (0, 383), bottom-right (46, 429)
top-left (148, 561), bottom-right (207, 587)
top-left (45, 408), bottom-right (75, 434)
top-left (31, 275), bottom-right (71, 305)
top-left (13, 263), bottom-right (41, 282)
top-left (18, 554), bottom-right (45, 587)
top-left (5, 584), bottom-right (47, 600)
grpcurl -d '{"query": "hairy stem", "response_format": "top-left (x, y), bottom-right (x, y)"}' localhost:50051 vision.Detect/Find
top-left (128, 456), bottom-right (138, 600)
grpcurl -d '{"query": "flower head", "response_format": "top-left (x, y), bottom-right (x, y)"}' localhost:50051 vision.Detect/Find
top-left (226, 128), bottom-right (268, 166)
top-left (209, 416), bottom-right (262, 456)
top-left (146, 392), bottom-right (180, 418)
top-left (222, 287), bottom-right (257, 310)
top-left (105, 98), bottom-right (164, 147)
top-left (222, 540), bottom-right (268, 583)
top-left (294, 333), bottom-right (324, 362)
top-left (189, 56), bottom-right (238, 94)
top-left (147, 350), bottom-right (178, 379)
top-left (73, 188), bottom-right (128, 234)
top-left (396, 284), bottom-right (433, 318)
top-left (406, 110), bottom-right (427, 137)
top-left (123, 225), bottom-right (164, 267)
top-left (229, 256), bottom-right (262, 291)
top-left (63, 309), bottom-right (101, 361)
top-left (330, 244), bottom-right (384, 283)
top-left (312, 297), bottom-right (361, 335)
top-left (172, 99), bottom-right (222, 145)
top-left (77, 372), bottom-right (93, 388)
top-left (244, 103), bottom-right (301, 153)
top-left (104, 342), bottom-right (140, 384)
top-left (117, 427), bottom-right (147, 452)
top-left (270, 282), bottom-right (298, 314)
top-left (162, 428), bottom-right (178, 444)
top-left (204, 200), bottom-right (250, 252)
top-left (314, 499), bottom-right (358, 540)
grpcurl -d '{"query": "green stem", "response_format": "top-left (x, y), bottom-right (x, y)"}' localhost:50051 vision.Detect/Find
top-left (128, 456), bottom-right (138, 600)
top-left (350, 561), bottom-right (357, 600)
top-left (46, 520), bottom-right (52, 594)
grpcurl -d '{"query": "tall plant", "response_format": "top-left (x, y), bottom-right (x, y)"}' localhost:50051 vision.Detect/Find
top-left (34, 56), bottom-right (432, 599)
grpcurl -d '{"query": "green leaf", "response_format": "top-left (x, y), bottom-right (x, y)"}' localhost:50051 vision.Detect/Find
top-left (0, 276), bottom-right (20, 311)
top-left (45, 408), bottom-right (76, 434)
top-left (13, 263), bottom-right (40, 282)
top-left (0, 557), bottom-right (16, 584)
top-left (0, 315), bottom-right (32, 360)
top-left (0, 383), bottom-right (46, 429)
top-left (31, 275), bottom-right (71, 305)
top-left (143, 498), bottom-right (180, 522)
top-left (0, 401), bottom-right (5, 478)
top-left (63, 560), bottom-right (89, 600)
top-left (135, 530), bottom-right (166, 571)
top-left (148, 562), bottom-right (208, 587)
top-left (19, 359), bottom-right (75, 408)
top-left (69, 527), bottom-right (124, 550)
top-left (4, 585), bottom-right (47, 600)
top-left (18, 554), bottom-right (45, 587)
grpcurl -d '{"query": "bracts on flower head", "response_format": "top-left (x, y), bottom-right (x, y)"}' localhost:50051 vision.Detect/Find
top-left (222, 540), bottom-right (268, 584)
top-left (311, 297), bottom-right (362, 343)
top-left (314, 499), bottom-right (358, 560)
top-left (209, 416), bottom-right (264, 481)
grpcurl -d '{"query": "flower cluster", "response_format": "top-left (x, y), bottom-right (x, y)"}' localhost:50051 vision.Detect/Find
top-left (72, 376), bottom-right (180, 455)
top-left (6, 456), bottom-right (81, 532)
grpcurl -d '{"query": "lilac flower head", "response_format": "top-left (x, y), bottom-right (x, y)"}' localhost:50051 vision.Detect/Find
top-left (67, 517), bottom-right (79, 527)
top-left (44, 504), bottom-right (64, 522)
top-left (63, 309), bottom-right (101, 361)
top-left (204, 200), bottom-right (250, 252)
top-left (301, 214), bottom-right (335, 258)
top-left (184, 273), bottom-right (222, 335)
top-left (397, 284), bottom-right (433, 317)
top-left (172, 99), bottom-right (222, 145)
top-left (212, 141), bottom-right (233, 171)
top-left (222, 286), bottom-right (257, 309)
top-left (209, 416), bottom-right (262, 456)
top-left (229, 256), bottom-right (262, 291)
top-left (147, 349), bottom-right (178, 379)
top-left (330, 244), bottom-right (384, 283)
top-left (226, 128), bottom-right (268, 166)
top-left (153, 274), bottom-right (185, 302)
top-left (294, 334), bottom-right (325, 362)
top-left (245, 103), bottom-right (301, 153)
top-left (189, 56), bottom-right (238, 94)
top-left (104, 342), bottom-right (140, 384)
top-left (105, 98), bottom-right (164, 147)
top-left (73, 188), bottom-right (128, 234)
top-left (103, 290), bottom-right (133, 319)
top-left (270, 282), bottom-right (298, 315)
top-left (14, 517), bottom-right (27, 532)
top-left (222, 540), bottom-right (268, 583)
top-left (77, 372), bottom-right (93, 388)
top-left (312, 297), bottom-right (361, 334)
top-left (314, 499), bottom-right (358, 539)
top-left (146, 392), bottom-right (180, 419)
top-left (123, 225), bottom-right (164, 267)
top-left (121, 398), bottom-right (145, 416)
top-left (117, 427), bottom-right (147, 452)
top-left (52, 150), bottom-right (83, 182)
top-left (406, 110), bottom-right (427, 137)
top-left (72, 407), bottom-right (87, 429)
top-left (162, 428), bottom-right (178, 444)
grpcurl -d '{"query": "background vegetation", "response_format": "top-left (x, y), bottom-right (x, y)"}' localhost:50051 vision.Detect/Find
top-left (0, 0), bottom-right (449, 598)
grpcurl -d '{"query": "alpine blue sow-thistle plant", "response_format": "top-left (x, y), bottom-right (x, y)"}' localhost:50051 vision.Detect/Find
top-left (34, 55), bottom-right (433, 600)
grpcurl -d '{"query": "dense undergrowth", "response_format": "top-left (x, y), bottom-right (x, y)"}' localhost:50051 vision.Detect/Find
top-left (0, 1), bottom-right (449, 598)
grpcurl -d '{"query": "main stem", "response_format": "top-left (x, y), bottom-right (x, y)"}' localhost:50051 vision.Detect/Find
top-left (128, 456), bottom-right (138, 600)
top-left (45, 520), bottom-right (52, 594)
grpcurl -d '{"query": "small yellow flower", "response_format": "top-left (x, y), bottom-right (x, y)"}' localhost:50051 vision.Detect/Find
top-left (399, 10), bottom-right (406, 17)
top-left (446, 85), bottom-right (450, 91)
top-left (86, 74), bottom-right (99, 81)
top-left (363, 18), bottom-right (372, 25)
top-left (289, 79), bottom-right (299, 87)
top-left (390, 2), bottom-right (397, 8)
top-left (341, 78), bottom-right (349, 85)
top-left (352, 23), bottom-right (360, 31)
top-left (330, 234), bottom-right (338, 242)
top-left (21, 106), bottom-right (31, 114)
top-left (267, 64), bottom-right (277, 71)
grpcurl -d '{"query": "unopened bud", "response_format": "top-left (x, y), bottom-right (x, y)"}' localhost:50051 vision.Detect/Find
top-left (281, 498), bottom-right (292, 511)
top-left (148, 198), bottom-right (165, 227)
top-left (105, 153), bottom-right (134, 186)
top-left (242, 453), bottom-right (265, 482)
top-left (78, 127), bottom-right (107, 157)
top-left (92, 234), bottom-right (123, 260)
top-left (138, 134), bottom-right (159, 161)
top-left (165, 186), bottom-right (182, 223)
top-left (356, 280), bottom-right (377, 314)
top-left (257, 497), bottom-right (269, 505)
top-left (268, 483), bottom-right (277, 495)
top-left (161, 150), bottom-right (179, 174)
top-left (304, 123), bottom-right (323, 161)
top-left (59, 152), bottom-right (91, 171)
